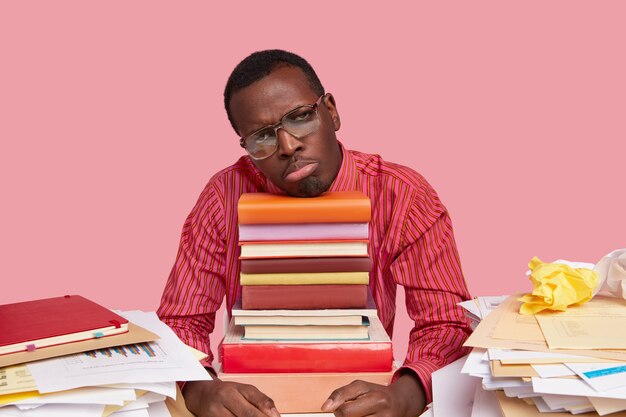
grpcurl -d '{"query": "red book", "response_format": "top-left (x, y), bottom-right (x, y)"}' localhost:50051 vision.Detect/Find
top-left (220, 315), bottom-right (392, 373)
top-left (240, 257), bottom-right (372, 274)
top-left (0, 295), bottom-right (129, 355)
top-left (241, 284), bottom-right (369, 310)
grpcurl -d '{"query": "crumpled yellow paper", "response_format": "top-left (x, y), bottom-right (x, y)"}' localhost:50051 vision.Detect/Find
top-left (518, 257), bottom-right (599, 315)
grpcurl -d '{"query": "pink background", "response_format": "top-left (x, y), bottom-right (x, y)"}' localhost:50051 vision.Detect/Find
top-left (1, 2), bottom-right (624, 360)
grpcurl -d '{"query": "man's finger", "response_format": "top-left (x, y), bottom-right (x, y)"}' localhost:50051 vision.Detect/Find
top-left (240, 384), bottom-right (281, 417)
top-left (321, 380), bottom-right (372, 412)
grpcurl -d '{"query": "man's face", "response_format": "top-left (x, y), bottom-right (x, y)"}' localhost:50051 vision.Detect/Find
top-left (229, 66), bottom-right (342, 197)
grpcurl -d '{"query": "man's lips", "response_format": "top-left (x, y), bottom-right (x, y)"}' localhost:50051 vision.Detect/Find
top-left (283, 160), bottom-right (319, 183)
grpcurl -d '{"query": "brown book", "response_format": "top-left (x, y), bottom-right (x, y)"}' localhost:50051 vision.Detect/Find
top-left (242, 284), bottom-right (369, 310)
top-left (240, 257), bottom-right (372, 274)
top-left (217, 365), bottom-right (395, 413)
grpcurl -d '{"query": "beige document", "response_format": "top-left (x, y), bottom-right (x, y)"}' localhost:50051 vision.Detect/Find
top-left (588, 397), bottom-right (626, 416)
top-left (465, 295), bottom-right (626, 362)
top-left (464, 294), bottom-right (548, 351)
top-left (0, 364), bottom-right (36, 397)
top-left (0, 322), bottom-right (158, 368)
top-left (536, 296), bottom-right (626, 349)
top-left (490, 360), bottom-right (538, 378)
top-left (492, 297), bottom-right (545, 342)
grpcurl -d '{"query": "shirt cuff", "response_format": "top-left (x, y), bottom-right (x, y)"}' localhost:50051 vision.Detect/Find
top-left (178, 365), bottom-right (216, 395)
top-left (393, 361), bottom-right (439, 404)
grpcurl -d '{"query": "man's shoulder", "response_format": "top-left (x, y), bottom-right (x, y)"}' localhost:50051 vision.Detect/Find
top-left (193, 156), bottom-right (266, 209)
top-left (205, 156), bottom-right (264, 189)
top-left (347, 148), bottom-right (432, 193)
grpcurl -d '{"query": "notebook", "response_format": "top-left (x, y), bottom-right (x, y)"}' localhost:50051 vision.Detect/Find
top-left (0, 295), bottom-right (129, 355)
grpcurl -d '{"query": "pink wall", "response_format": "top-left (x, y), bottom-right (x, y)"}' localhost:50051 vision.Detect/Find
top-left (1, 2), bottom-right (624, 361)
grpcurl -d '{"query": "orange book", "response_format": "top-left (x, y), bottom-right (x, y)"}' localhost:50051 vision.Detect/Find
top-left (237, 191), bottom-right (371, 224)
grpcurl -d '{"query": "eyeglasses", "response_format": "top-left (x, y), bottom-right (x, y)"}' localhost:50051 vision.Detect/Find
top-left (239, 95), bottom-right (326, 160)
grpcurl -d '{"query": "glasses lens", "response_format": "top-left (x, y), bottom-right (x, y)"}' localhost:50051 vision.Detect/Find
top-left (282, 106), bottom-right (320, 138)
top-left (244, 128), bottom-right (278, 159)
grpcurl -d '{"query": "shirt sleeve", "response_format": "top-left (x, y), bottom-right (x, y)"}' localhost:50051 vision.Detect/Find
top-left (156, 181), bottom-right (227, 369)
top-left (389, 189), bottom-right (472, 403)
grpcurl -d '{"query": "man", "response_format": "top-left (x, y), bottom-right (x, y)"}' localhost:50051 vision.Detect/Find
top-left (158, 49), bottom-right (472, 417)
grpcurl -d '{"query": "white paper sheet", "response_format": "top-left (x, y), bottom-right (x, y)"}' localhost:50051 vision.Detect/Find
top-left (27, 311), bottom-right (210, 393)
top-left (566, 362), bottom-right (626, 392)
top-left (461, 348), bottom-right (490, 377)
top-left (481, 376), bottom-right (528, 390)
top-left (478, 296), bottom-right (508, 318)
top-left (432, 355), bottom-right (477, 417)
top-left (503, 384), bottom-right (535, 397)
top-left (531, 364), bottom-right (576, 378)
top-left (146, 401), bottom-right (171, 417)
top-left (107, 382), bottom-right (177, 399)
top-left (541, 393), bottom-right (591, 410)
top-left (110, 408), bottom-right (149, 417)
top-left (118, 392), bottom-right (165, 412)
top-left (531, 396), bottom-right (566, 412)
top-left (532, 377), bottom-right (626, 399)
top-left (470, 385), bottom-right (501, 417)
top-left (0, 403), bottom-right (104, 417)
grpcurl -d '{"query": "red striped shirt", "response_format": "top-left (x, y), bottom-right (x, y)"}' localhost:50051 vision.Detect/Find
top-left (157, 143), bottom-right (472, 402)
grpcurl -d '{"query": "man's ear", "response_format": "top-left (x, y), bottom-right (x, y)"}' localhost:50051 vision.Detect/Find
top-left (324, 94), bottom-right (341, 131)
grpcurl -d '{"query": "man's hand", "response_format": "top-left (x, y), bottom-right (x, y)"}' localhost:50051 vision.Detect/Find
top-left (320, 373), bottom-right (426, 417)
top-left (183, 379), bottom-right (281, 417)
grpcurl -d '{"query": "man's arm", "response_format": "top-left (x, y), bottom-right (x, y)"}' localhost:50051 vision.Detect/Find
top-left (157, 183), bottom-right (279, 417)
top-left (394, 205), bottom-right (472, 403)
top-left (322, 189), bottom-right (471, 416)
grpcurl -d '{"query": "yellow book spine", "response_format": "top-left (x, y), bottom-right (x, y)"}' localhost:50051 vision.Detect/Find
top-left (240, 271), bottom-right (369, 285)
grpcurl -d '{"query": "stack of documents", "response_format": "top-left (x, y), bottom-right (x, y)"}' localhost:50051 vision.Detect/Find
top-left (0, 310), bottom-right (210, 417)
top-left (455, 294), bottom-right (626, 416)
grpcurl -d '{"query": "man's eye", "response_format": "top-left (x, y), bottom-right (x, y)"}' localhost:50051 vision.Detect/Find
top-left (254, 133), bottom-right (272, 144)
top-left (291, 110), bottom-right (314, 122)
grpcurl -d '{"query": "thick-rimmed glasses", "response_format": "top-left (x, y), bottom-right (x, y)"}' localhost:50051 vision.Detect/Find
top-left (239, 95), bottom-right (325, 160)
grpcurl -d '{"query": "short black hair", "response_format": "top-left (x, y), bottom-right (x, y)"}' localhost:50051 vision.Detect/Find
top-left (224, 49), bottom-right (325, 133)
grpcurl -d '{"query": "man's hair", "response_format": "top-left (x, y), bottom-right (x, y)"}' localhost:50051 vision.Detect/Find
top-left (224, 49), bottom-right (325, 133)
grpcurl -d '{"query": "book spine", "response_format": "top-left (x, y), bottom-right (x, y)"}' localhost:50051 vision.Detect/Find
top-left (239, 241), bottom-right (369, 259)
top-left (238, 196), bottom-right (371, 224)
top-left (240, 257), bottom-right (372, 274)
top-left (242, 284), bottom-right (368, 310)
top-left (220, 342), bottom-right (393, 373)
top-left (240, 271), bottom-right (369, 286)
top-left (238, 223), bottom-right (369, 242)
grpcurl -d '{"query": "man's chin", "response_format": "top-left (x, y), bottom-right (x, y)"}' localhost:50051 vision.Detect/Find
top-left (283, 177), bottom-right (329, 197)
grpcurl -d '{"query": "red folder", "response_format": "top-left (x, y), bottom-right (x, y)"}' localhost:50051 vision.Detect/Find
top-left (0, 295), bottom-right (129, 355)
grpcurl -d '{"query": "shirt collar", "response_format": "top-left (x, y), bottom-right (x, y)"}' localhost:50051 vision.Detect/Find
top-left (328, 141), bottom-right (359, 192)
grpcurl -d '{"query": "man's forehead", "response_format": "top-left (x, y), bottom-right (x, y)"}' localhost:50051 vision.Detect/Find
top-left (230, 66), bottom-right (319, 128)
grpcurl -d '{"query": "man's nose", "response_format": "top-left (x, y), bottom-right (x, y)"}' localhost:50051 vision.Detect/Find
top-left (276, 127), bottom-right (303, 158)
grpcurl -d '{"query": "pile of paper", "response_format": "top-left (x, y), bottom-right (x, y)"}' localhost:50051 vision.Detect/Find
top-left (0, 311), bottom-right (210, 417)
top-left (457, 294), bottom-right (626, 416)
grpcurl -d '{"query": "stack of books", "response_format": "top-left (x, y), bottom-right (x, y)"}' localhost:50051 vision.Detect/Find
top-left (218, 191), bottom-right (394, 413)
top-left (0, 295), bottom-right (209, 417)
top-left (426, 294), bottom-right (626, 417)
